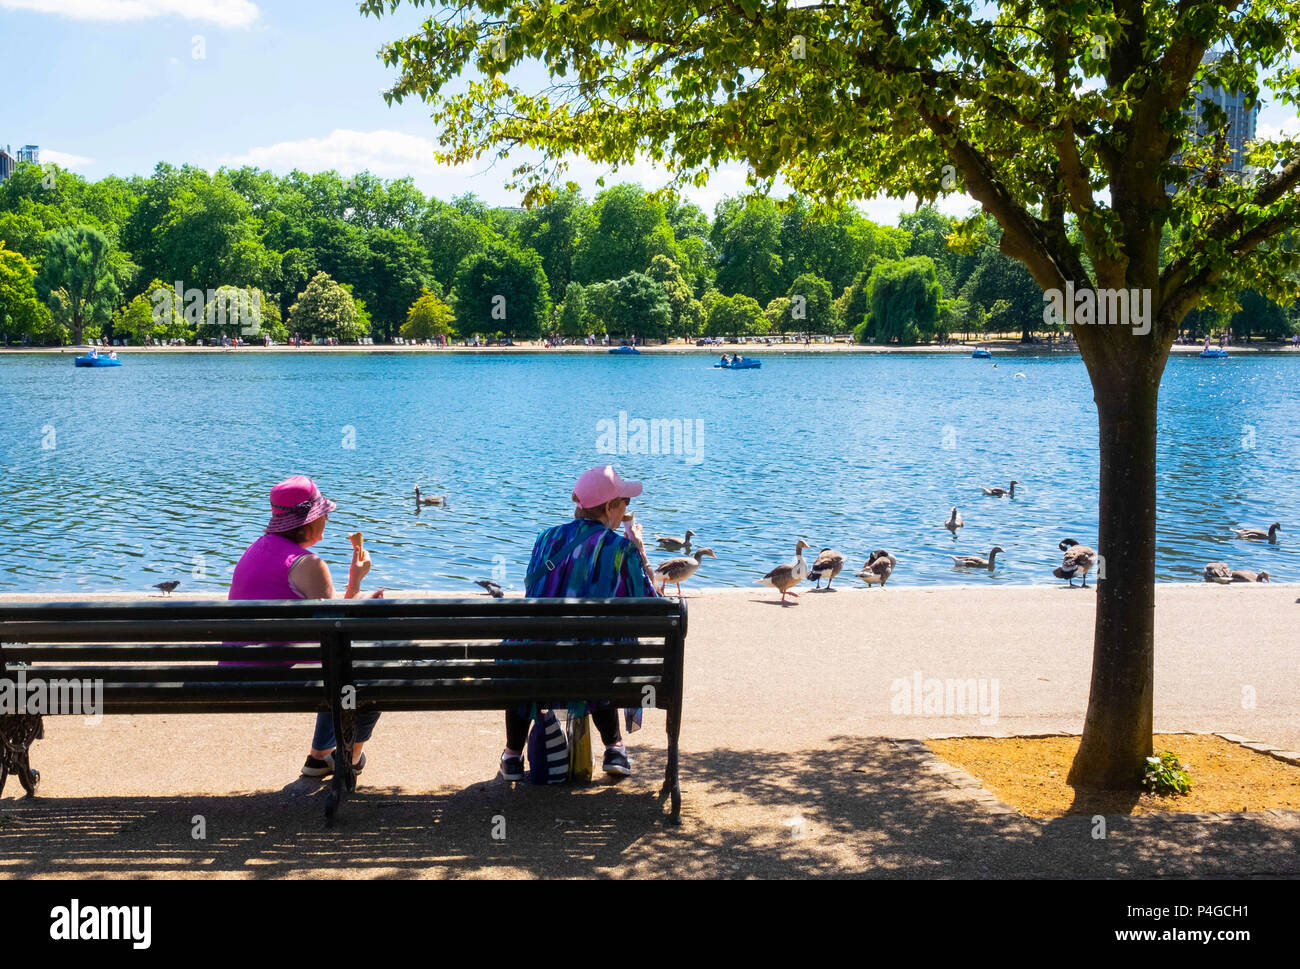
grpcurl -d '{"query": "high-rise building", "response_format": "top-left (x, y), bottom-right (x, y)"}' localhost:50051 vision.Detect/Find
top-left (16, 145), bottom-right (39, 165)
top-left (1186, 52), bottom-right (1259, 174)
top-left (0, 146), bottom-right (16, 183)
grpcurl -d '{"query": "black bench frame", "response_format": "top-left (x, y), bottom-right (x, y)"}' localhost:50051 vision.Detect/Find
top-left (0, 597), bottom-right (686, 823)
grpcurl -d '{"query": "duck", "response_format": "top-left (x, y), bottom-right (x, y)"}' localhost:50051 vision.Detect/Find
top-left (952, 546), bottom-right (1005, 570)
top-left (1203, 562), bottom-right (1232, 584)
top-left (808, 548), bottom-right (846, 590)
top-left (856, 550), bottom-right (896, 587)
top-left (1230, 569), bottom-right (1271, 583)
top-left (655, 529), bottom-right (696, 552)
top-left (1053, 538), bottom-right (1097, 588)
top-left (1230, 522), bottom-right (1281, 543)
top-left (981, 481), bottom-right (1018, 498)
top-left (153, 580), bottom-right (180, 596)
top-left (654, 548), bottom-right (716, 596)
top-left (415, 485), bottom-right (447, 506)
top-left (475, 579), bottom-right (504, 598)
top-left (943, 507), bottom-right (963, 534)
top-left (755, 540), bottom-right (812, 603)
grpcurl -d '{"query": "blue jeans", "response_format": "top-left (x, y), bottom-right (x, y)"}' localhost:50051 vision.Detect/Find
top-left (312, 709), bottom-right (381, 751)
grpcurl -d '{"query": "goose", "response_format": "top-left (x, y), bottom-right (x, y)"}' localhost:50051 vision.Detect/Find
top-left (655, 529), bottom-right (695, 552)
top-left (654, 548), bottom-right (716, 596)
top-left (1230, 522), bottom-right (1281, 543)
top-left (415, 485), bottom-right (447, 506)
top-left (153, 580), bottom-right (180, 596)
top-left (1053, 538), bottom-right (1097, 588)
top-left (1203, 562), bottom-right (1232, 584)
top-left (943, 507), bottom-right (963, 533)
top-left (475, 579), bottom-right (504, 598)
top-left (952, 546), bottom-right (1005, 570)
top-left (1230, 569), bottom-right (1271, 583)
top-left (856, 550), bottom-right (896, 587)
top-left (755, 540), bottom-right (812, 603)
top-left (808, 548), bottom-right (846, 590)
top-left (981, 481), bottom-right (1018, 498)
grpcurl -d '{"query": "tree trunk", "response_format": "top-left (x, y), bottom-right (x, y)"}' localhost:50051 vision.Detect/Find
top-left (1068, 365), bottom-right (1160, 788)
top-left (73, 311), bottom-right (83, 347)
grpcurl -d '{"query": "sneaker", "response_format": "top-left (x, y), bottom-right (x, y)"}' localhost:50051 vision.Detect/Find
top-left (499, 752), bottom-right (525, 781)
top-left (602, 746), bottom-right (633, 777)
top-left (351, 752), bottom-right (366, 776)
top-left (302, 753), bottom-right (335, 777)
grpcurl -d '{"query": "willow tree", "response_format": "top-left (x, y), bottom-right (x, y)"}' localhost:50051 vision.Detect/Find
top-left (364, 1), bottom-right (1300, 786)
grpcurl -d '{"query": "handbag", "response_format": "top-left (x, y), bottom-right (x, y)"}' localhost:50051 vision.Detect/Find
top-left (568, 713), bottom-right (593, 782)
top-left (527, 709), bottom-right (569, 785)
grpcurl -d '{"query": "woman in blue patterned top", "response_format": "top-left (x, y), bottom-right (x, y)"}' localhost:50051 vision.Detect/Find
top-left (499, 465), bottom-right (659, 781)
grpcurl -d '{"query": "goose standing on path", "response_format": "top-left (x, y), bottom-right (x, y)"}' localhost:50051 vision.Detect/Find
top-left (415, 485), bottom-right (447, 506)
top-left (981, 481), bottom-right (1018, 498)
top-left (1230, 522), bottom-right (1282, 543)
top-left (1053, 538), bottom-right (1097, 588)
top-left (755, 540), bottom-right (812, 603)
top-left (952, 546), bottom-right (1005, 570)
top-left (1230, 569), bottom-right (1271, 583)
top-left (654, 548), bottom-right (716, 596)
top-left (1203, 562), bottom-right (1232, 584)
top-left (808, 548), bottom-right (846, 590)
top-left (943, 507), bottom-right (963, 536)
top-left (655, 529), bottom-right (695, 552)
top-left (856, 550), bottom-right (896, 587)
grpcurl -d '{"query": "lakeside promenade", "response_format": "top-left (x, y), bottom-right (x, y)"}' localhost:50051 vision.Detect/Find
top-left (2, 584), bottom-right (1296, 878)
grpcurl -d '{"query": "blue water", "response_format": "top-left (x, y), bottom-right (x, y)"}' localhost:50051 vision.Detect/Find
top-left (0, 350), bottom-right (1295, 592)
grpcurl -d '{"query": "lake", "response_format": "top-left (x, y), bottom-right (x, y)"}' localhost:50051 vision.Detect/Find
top-left (0, 350), bottom-right (1294, 593)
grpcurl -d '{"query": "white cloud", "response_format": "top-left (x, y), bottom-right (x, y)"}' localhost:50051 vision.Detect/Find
top-left (221, 129), bottom-right (473, 180)
top-left (0, 0), bottom-right (259, 28)
top-left (41, 149), bottom-right (94, 169)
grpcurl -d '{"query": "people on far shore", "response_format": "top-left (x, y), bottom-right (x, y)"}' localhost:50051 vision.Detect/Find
top-left (225, 475), bottom-right (385, 779)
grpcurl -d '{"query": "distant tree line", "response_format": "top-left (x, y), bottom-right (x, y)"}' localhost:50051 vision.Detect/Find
top-left (1, 163), bottom-right (1295, 345)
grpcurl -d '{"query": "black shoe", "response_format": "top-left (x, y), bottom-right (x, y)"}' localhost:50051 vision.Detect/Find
top-left (499, 752), bottom-right (525, 781)
top-left (302, 754), bottom-right (335, 778)
top-left (602, 746), bottom-right (632, 777)
top-left (351, 752), bottom-right (366, 776)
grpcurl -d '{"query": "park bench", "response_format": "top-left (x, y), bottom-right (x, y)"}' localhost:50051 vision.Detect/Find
top-left (0, 596), bottom-right (687, 823)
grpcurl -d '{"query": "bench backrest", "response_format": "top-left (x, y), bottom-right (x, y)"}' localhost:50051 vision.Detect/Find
top-left (0, 597), bottom-right (688, 717)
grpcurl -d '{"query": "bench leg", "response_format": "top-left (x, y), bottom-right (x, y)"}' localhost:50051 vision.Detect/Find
top-left (661, 705), bottom-right (681, 824)
top-left (0, 714), bottom-right (43, 799)
top-left (325, 707), bottom-right (357, 823)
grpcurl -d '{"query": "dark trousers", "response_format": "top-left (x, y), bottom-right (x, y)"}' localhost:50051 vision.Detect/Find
top-left (506, 707), bottom-right (622, 751)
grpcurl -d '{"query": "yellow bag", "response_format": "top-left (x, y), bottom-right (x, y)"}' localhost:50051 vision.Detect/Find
top-left (568, 713), bottom-right (593, 782)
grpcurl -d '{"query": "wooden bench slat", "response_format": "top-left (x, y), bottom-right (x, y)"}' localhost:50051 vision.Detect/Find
top-left (2, 642), bottom-right (667, 661)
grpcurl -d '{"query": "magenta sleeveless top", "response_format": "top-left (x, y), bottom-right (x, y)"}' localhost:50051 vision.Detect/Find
top-left (222, 532), bottom-right (317, 666)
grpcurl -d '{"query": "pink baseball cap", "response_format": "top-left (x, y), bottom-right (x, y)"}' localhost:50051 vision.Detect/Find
top-left (571, 465), bottom-right (643, 508)
top-left (265, 475), bottom-right (337, 533)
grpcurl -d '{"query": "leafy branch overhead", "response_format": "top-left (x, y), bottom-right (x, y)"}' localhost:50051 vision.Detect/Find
top-left (362, 0), bottom-right (1300, 341)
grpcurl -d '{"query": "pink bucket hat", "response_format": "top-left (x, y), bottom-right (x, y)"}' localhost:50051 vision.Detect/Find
top-left (265, 475), bottom-right (337, 534)
top-left (572, 465), bottom-right (643, 509)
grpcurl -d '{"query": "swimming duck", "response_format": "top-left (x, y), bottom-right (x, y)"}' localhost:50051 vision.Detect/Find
top-left (755, 540), bottom-right (812, 603)
top-left (856, 550), bottom-right (896, 587)
top-left (808, 548), bottom-right (846, 589)
top-left (415, 485), bottom-right (447, 506)
top-left (981, 481), bottom-right (1018, 498)
top-left (1230, 569), bottom-right (1271, 583)
top-left (655, 529), bottom-right (696, 552)
top-left (952, 547), bottom-right (1005, 570)
top-left (1230, 522), bottom-right (1281, 543)
top-left (1053, 538), bottom-right (1097, 588)
top-left (943, 507), bottom-right (963, 533)
top-left (654, 548), bottom-right (716, 596)
top-left (1203, 562), bottom-right (1232, 584)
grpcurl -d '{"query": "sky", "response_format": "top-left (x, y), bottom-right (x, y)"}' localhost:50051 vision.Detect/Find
top-left (2, 0), bottom-right (1297, 225)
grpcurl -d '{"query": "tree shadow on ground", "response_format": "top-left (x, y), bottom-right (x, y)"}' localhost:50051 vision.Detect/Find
top-left (1, 737), bottom-right (1295, 878)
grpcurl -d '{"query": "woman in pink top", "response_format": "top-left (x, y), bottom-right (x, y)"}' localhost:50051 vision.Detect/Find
top-left (228, 475), bottom-right (384, 778)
